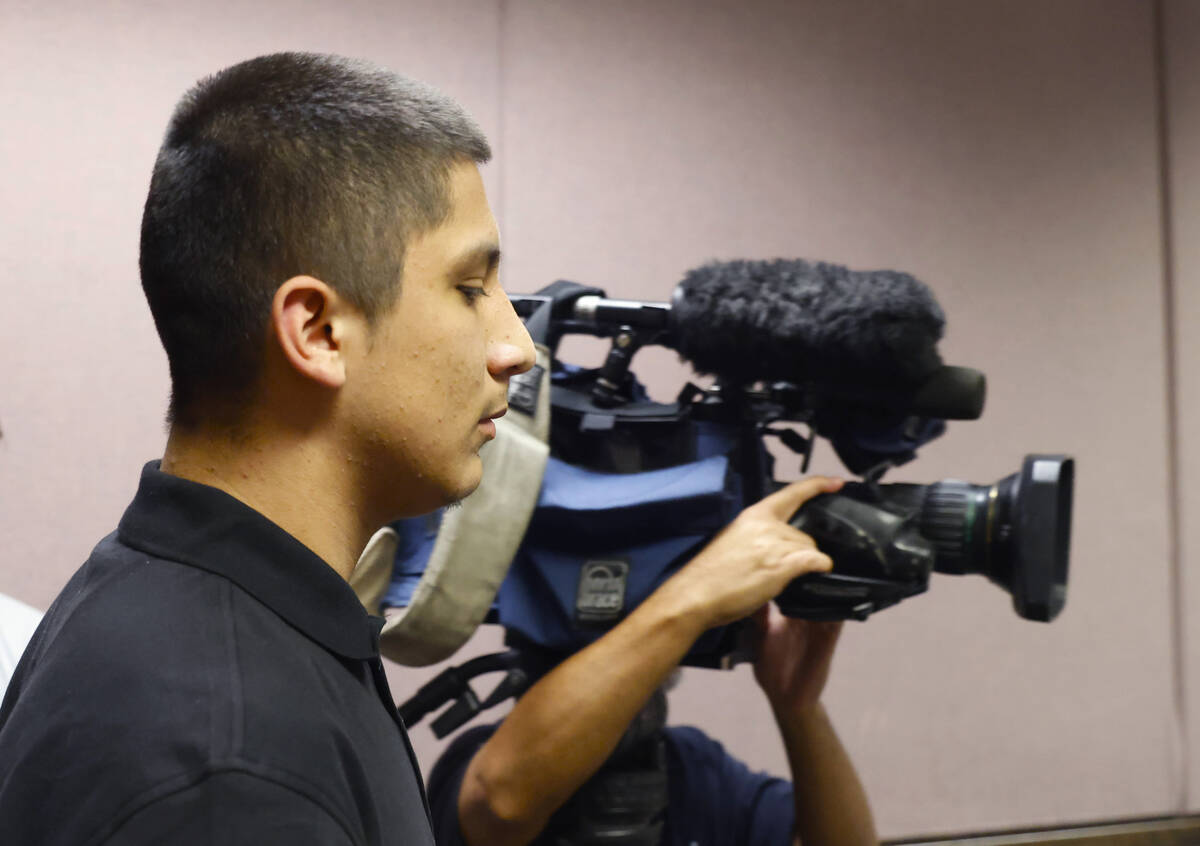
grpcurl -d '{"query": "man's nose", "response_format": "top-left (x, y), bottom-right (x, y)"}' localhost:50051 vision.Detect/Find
top-left (488, 296), bottom-right (536, 380)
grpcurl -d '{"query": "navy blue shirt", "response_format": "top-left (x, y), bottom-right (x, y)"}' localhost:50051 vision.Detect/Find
top-left (428, 724), bottom-right (794, 845)
top-left (0, 462), bottom-right (434, 845)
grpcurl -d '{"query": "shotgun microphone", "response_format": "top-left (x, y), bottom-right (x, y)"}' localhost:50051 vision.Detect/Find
top-left (670, 258), bottom-right (946, 393)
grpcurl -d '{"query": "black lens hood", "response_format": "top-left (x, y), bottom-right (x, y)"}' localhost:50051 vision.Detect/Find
top-left (1010, 455), bottom-right (1074, 621)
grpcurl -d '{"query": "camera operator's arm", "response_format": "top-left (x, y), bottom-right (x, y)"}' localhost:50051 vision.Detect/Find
top-left (751, 606), bottom-right (878, 846)
top-left (456, 477), bottom-right (843, 846)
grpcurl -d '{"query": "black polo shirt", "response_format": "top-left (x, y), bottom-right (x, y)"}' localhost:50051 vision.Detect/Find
top-left (0, 462), bottom-right (434, 846)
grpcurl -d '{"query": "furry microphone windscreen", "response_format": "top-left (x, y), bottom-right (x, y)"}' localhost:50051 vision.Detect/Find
top-left (671, 259), bottom-right (946, 389)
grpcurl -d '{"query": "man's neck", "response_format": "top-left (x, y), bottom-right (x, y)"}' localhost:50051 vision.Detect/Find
top-left (161, 423), bottom-right (376, 581)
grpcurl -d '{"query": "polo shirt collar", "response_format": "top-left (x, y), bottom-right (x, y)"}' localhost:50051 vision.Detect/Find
top-left (118, 461), bottom-right (382, 661)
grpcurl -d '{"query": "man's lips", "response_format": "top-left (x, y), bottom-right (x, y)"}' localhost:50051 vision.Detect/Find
top-left (478, 406), bottom-right (507, 439)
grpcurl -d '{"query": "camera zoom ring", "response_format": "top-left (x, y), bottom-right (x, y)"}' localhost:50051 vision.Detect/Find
top-left (921, 482), bottom-right (972, 573)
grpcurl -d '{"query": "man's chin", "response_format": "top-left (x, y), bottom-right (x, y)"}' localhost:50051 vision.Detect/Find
top-left (378, 460), bottom-right (481, 522)
top-left (441, 461), bottom-right (483, 508)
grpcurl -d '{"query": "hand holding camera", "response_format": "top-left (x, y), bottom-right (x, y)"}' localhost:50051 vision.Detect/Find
top-left (656, 476), bottom-right (843, 631)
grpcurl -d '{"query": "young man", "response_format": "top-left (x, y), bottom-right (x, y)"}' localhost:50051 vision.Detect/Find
top-left (0, 52), bottom-right (845, 845)
top-left (0, 53), bottom-right (532, 845)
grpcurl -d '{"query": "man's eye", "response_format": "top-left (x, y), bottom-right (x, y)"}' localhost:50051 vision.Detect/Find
top-left (458, 285), bottom-right (489, 305)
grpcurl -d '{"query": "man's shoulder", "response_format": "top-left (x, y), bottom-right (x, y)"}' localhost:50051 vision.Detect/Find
top-left (3, 527), bottom-right (379, 749)
top-left (0, 532), bottom-right (432, 846)
top-left (0, 535), bottom-right (242, 770)
top-left (14, 532), bottom-right (249, 690)
top-left (24, 528), bottom-right (342, 669)
top-left (0, 536), bottom-right (332, 838)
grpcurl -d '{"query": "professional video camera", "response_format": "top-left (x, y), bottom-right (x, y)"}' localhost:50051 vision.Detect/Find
top-left (389, 258), bottom-right (1073, 735)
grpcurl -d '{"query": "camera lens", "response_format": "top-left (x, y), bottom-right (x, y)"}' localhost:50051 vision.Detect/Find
top-left (922, 455), bottom-right (1074, 621)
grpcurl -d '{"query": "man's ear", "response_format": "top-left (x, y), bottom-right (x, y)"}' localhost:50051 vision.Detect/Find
top-left (271, 276), bottom-right (358, 389)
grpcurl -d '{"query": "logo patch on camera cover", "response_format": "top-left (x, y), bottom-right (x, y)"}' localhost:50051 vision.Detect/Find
top-left (575, 559), bottom-right (629, 625)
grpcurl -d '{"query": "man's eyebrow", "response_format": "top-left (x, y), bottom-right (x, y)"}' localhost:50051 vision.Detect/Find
top-left (448, 242), bottom-right (502, 277)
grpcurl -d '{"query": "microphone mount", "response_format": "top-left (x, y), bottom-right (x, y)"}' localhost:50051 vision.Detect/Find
top-left (592, 325), bottom-right (646, 408)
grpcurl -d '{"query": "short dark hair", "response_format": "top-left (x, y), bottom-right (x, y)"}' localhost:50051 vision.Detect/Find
top-left (139, 52), bottom-right (491, 427)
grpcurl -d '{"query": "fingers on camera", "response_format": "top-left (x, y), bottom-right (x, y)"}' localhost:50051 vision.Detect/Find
top-left (759, 476), bottom-right (838, 519)
top-left (782, 548), bottom-right (832, 575)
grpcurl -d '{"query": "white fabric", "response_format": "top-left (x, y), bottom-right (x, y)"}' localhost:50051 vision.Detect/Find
top-left (349, 344), bottom-right (552, 666)
top-left (0, 593), bottom-right (42, 697)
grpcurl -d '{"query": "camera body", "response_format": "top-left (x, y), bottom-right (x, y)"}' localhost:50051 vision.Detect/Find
top-left (533, 360), bottom-right (1073, 633)
top-left (506, 281), bottom-right (1073, 637)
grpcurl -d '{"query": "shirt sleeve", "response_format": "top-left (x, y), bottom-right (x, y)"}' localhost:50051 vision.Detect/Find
top-left (101, 769), bottom-right (359, 846)
top-left (665, 725), bottom-right (795, 846)
top-left (425, 724), bottom-right (499, 846)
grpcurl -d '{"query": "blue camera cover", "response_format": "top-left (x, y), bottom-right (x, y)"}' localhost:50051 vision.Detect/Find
top-left (383, 421), bottom-right (747, 663)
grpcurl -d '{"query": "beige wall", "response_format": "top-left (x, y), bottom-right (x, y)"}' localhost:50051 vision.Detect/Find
top-left (0, 0), bottom-right (1190, 839)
